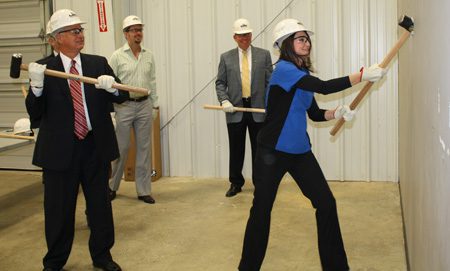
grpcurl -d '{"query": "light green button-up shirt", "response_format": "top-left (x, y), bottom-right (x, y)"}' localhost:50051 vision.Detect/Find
top-left (109, 43), bottom-right (158, 106)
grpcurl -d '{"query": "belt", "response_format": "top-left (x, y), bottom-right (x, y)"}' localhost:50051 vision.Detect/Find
top-left (242, 97), bottom-right (251, 108)
top-left (128, 96), bottom-right (148, 102)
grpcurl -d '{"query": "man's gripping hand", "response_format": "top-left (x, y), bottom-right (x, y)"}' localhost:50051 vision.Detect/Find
top-left (221, 100), bottom-right (235, 113)
top-left (95, 75), bottom-right (117, 93)
top-left (28, 62), bottom-right (46, 88)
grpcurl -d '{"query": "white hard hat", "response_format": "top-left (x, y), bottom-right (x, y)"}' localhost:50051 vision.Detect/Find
top-left (49, 9), bottom-right (86, 34)
top-left (46, 21), bottom-right (52, 35)
top-left (13, 118), bottom-right (31, 135)
top-left (233, 18), bottom-right (253, 34)
top-left (122, 15), bottom-right (144, 30)
top-left (273, 19), bottom-right (313, 49)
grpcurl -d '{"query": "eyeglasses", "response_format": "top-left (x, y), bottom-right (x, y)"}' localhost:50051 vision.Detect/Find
top-left (127, 28), bottom-right (143, 33)
top-left (235, 33), bottom-right (251, 37)
top-left (293, 36), bottom-right (311, 44)
top-left (58, 27), bottom-right (85, 35)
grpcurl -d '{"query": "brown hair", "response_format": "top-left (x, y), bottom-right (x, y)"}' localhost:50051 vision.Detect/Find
top-left (278, 33), bottom-right (314, 72)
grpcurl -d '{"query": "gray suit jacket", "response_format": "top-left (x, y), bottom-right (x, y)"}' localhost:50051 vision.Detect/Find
top-left (215, 46), bottom-right (272, 123)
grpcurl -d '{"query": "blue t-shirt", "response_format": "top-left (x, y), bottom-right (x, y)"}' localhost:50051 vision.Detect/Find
top-left (258, 60), bottom-right (314, 154)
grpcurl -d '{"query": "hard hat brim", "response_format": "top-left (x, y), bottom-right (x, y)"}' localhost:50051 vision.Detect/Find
top-left (53, 21), bottom-right (86, 34)
top-left (234, 29), bottom-right (253, 34)
top-left (123, 23), bottom-right (145, 30)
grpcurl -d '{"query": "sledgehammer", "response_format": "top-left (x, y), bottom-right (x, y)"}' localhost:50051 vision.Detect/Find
top-left (10, 54), bottom-right (150, 95)
top-left (329, 15), bottom-right (414, 136)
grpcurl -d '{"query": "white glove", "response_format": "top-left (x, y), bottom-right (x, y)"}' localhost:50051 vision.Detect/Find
top-left (361, 64), bottom-right (386, 82)
top-left (95, 75), bottom-right (116, 93)
top-left (334, 105), bottom-right (355, 121)
top-left (221, 100), bottom-right (235, 113)
top-left (28, 62), bottom-right (46, 88)
top-left (152, 108), bottom-right (159, 120)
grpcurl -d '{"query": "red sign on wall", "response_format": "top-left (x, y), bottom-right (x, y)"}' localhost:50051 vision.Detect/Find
top-left (96, 0), bottom-right (108, 32)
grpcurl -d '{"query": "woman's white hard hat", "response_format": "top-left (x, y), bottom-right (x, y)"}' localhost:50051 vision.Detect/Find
top-left (273, 18), bottom-right (313, 49)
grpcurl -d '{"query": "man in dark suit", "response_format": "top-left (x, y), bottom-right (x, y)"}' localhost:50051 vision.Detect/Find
top-left (28, 18), bottom-right (94, 227)
top-left (215, 18), bottom-right (273, 197)
top-left (25, 9), bottom-right (128, 271)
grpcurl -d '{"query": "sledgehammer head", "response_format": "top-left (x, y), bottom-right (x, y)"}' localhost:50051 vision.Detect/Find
top-left (10, 53), bottom-right (23, 78)
top-left (399, 15), bottom-right (414, 32)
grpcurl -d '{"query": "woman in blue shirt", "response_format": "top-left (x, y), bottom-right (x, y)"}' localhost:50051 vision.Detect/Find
top-left (238, 18), bottom-right (386, 271)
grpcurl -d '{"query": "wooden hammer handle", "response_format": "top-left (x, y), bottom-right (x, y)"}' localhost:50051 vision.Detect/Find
top-left (329, 82), bottom-right (374, 135)
top-left (330, 30), bottom-right (412, 136)
top-left (203, 104), bottom-right (266, 113)
top-left (0, 133), bottom-right (34, 140)
top-left (21, 84), bottom-right (28, 98)
top-left (21, 63), bottom-right (150, 95)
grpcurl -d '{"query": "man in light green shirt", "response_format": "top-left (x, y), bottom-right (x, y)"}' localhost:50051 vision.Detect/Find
top-left (108, 15), bottom-right (159, 204)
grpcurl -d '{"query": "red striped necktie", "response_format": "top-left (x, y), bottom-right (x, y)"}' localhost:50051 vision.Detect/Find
top-left (69, 60), bottom-right (89, 139)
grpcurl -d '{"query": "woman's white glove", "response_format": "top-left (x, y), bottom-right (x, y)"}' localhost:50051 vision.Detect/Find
top-left (361, 64), bottom-right (386, 82)
top-left (221, 100), bottom-right (235, 113)
top-left (28, 62), bottom-right (46, 88)
top-left (95, 75), bottom-right (117, 93)
top-left (334, 105), bottom-right (355, 121)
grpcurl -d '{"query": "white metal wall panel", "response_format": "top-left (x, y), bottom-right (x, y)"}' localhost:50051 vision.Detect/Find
top-left (190, 0), bottom-right (222, 178)
top-left (141, 0), bottom-right (173, 177)
top-left (137, 0), bottom-right (397, 181)
top-left (165, 0), bottom-right (194, 176)
top-left (71, 0), bottom-right (398, 181)
top-left (311, 0), bottom-right (398, 181)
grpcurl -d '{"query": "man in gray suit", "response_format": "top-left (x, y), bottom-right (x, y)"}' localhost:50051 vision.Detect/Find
top-left (215, 18), bottom-right (273, 197)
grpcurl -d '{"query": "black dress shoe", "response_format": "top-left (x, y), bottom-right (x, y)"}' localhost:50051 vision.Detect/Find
top-left (225, 184), bottom-right (242, 197)
top-left (138, 195), bottom-right (156, 204)
top-left (109, 188), bottom-right (116, 201)
top-left (93, 260), bottom-right (122, 271)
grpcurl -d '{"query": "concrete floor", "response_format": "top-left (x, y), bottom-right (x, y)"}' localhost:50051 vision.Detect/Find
top-left (0, 171), bottom-right (407, 271)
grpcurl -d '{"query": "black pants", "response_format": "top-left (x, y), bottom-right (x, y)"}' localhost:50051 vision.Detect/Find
top-left (226, 99), bottom-right (263, 187)
top-left (239, 144), bottom-right (349, 271)
top-left (43, 134), bottom-right (115, 269)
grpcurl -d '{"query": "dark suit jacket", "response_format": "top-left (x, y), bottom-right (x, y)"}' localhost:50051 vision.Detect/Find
top-left (27, 54), bottom-right (56, 129)
top-left (25, 53), bottom-right (129, 171)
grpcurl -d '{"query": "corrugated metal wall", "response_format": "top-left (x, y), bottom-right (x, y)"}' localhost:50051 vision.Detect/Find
top-left (0, 0), bottom-right (49, 128)
top-left (48, 0), bottom-right (398, 181)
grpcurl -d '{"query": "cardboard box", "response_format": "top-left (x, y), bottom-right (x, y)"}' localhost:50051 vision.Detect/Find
top-left (124, 111), bottom-right (162, 182)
